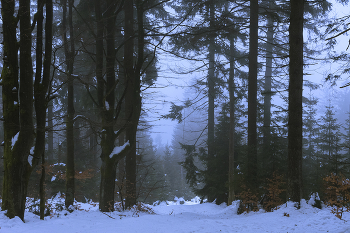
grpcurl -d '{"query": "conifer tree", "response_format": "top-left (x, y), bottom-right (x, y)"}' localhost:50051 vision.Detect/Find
top-left (302, 92), bottom-right (321, 197)
top-left (319, 104), bottom-right (344, 175)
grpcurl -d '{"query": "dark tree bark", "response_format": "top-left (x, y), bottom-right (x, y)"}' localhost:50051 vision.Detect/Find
top-left (1, 0), bottom-right (35, 221)
top-left (125, 0), bottom-right (143, 208)
top-left (228, 35), bottom-right (235, 205)
top-left (207, 1), bottom-right (215, 198)
top-left (99, 0), bottom-right (118, 212)
top-left (48, 102), bottom-right (54, 162)
top-left (96, 0), bottom-right (130, 212)
top-left (247, 0), bottom-right (258, 190)
top-left (288, 0), bottom-right (304, 206)
top-left (63, 0), bottom-right (75, 209)
top-left (35, 0), bottom-right (44, 219)
top-left (16, 0), bottom-right (35, 219)
top-left (263, 4), bottom-right (274, 149)
top-left (34, 0), bottom-right (53, 219)
top-left (1, 0), bottom-right (20, 219)
top-left (125, 0), bottom-right (137, 209)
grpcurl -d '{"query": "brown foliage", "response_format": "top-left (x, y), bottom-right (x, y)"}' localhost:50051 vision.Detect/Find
top-left (36, 163), bottom-right (95, 181)
top-left (263, 172), bottom-right (286, 212)
top-left (323, 173), bottom-right (350, 219)
top-left (237, 184), bottom-right (259, 214)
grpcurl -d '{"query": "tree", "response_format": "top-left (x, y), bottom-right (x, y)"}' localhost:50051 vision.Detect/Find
top-left (319, 104), bottom-right (344, 175)
top-left (62, 0), bottom-right (76, 209)
top-left (94, 0), bottom-right (131, 212)
top-left (136, 126), bottom-right (167, 203)
top-left (287, 0), bottom-right (304, 205)
top-left (124, 0), bottom-right (139, 209)
top-left (228, 34), bottom-right (235, 205)
top-left (34, 0), bottom-right (53, 219)
top-left (302, 93), bottom-right (321, 197)
top-left (1, 0), bottom-right (35, 220)
top-left (262, 0), bottom-right (275, 151)
top-left (247, 0), bottom-right (258, 192)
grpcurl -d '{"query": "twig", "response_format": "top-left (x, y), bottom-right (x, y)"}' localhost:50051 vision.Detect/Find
top-left (102, 212), bottom-right (115, 219)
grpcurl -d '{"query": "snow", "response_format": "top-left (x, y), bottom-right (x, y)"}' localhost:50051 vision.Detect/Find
top-left (73, 115), bottom-right (84, 121)
top-left (53, 163), bottom-right (66, 166)
top-left (11, 132), bottom-right (19, 149)
top-left (30, 146), bottom-right (34, 155)
top-left (105, 101), bottom-right (109, 110)
top-left (109, 141), bottom-right (130, 158)
top-left (308, 193), bottom-right (320, 206)
top-left (0, 197), bottom-right (349, 233)
top-left (27, 155), bottom-right (33, 166)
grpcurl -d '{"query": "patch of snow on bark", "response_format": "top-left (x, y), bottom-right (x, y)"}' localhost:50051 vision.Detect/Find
top-left (11, 132), bottom-right (19, 149)
top-left (109, 141), bottom-right (130, 158)
top-left (28, 155), bottom-right (33, 166)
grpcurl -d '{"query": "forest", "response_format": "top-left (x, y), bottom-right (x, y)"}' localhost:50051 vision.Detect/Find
top-left (0, 0), bottom-right (350, 229)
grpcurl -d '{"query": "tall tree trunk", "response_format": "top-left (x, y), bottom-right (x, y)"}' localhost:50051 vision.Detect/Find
top-left (34, 0), bottom-right (53, 219)
top-left (35, 0), bottom-right (45, 219)
top-left (263, 4), bottom-right (273, 149)
top-left (125, 0), bottom-right (144, 208)
top-left (263, 2), bottom-right (274, 176)
top-left (1, 0), bottom-right (35, 220)
top-left (207, 0), bottom-right (216, 202)
top-left (1, 0), bottom-right (20, 219)
top-left (228, 35), bottom-right (235, 205)
top-left (15, 0), bottom-right (35, 220)
top-left (95, 0), bottom-right (107, 211)
top-left (247, 0), bottom-right (258, 190)
top-left (99, 0), bottom-right (118, 212)
top-left (116, 29), bottom-right (126, 207)
top-left (48, 102), bottom-right (54, 162)
top-left (64, 0), bottom-right (75, 209)
top-left (287, 0), bottom-right (304, 206)
top-left (125, 0), bottom-right (137, 209)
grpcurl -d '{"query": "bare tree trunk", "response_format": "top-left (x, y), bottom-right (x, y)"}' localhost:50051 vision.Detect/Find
top-left (125, 0), bottom-right (137, 209)
top-left (64, 0), bottom-right (75, 209)
top-left (228, 35), bottom-right (235, 205)
top-left (263, 1), bottom-right (274, 176)
top-left (48, 103), bottom-right (54, 162)
top-left (206, 0), bottom-right (216, 202)
top-left (1, 0), bottom-right (20, 219)
top-left (263, 4), bottom-right (273, 149)
top-left (247, 0), bottom-right (258, 191)
top-left (125, 0), bottom-right (143, 208)
top-left (35, 0), bottom-right (45, 219)
top-left (35, 0), bottom-right (53, 219)
top-left (1, 0), bottom-right (35, 220)
top-left (96, 0), bottom-right (129, 212)
top-left (288, 0), bottom-right (304, 206)
top-left (99, 0), bottom-right (119, 212)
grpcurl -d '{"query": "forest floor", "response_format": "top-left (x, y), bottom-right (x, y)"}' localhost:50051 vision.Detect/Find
top-left (0, 196), bottom-right (349, 233)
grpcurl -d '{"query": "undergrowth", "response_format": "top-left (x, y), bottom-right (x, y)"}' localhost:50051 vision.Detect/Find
top-left (324, 173), bottom-right (350, 219)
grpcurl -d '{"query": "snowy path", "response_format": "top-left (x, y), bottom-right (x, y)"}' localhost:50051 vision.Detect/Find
top-left (0, 200), bottom-right (349, 233)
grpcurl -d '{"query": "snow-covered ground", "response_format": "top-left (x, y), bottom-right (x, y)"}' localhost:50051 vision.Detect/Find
top-left (1, 196), bottom-right (349, 233)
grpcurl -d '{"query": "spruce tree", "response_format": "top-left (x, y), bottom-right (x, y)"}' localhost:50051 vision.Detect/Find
top-left (319, 104), bottom-right (344, 176)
